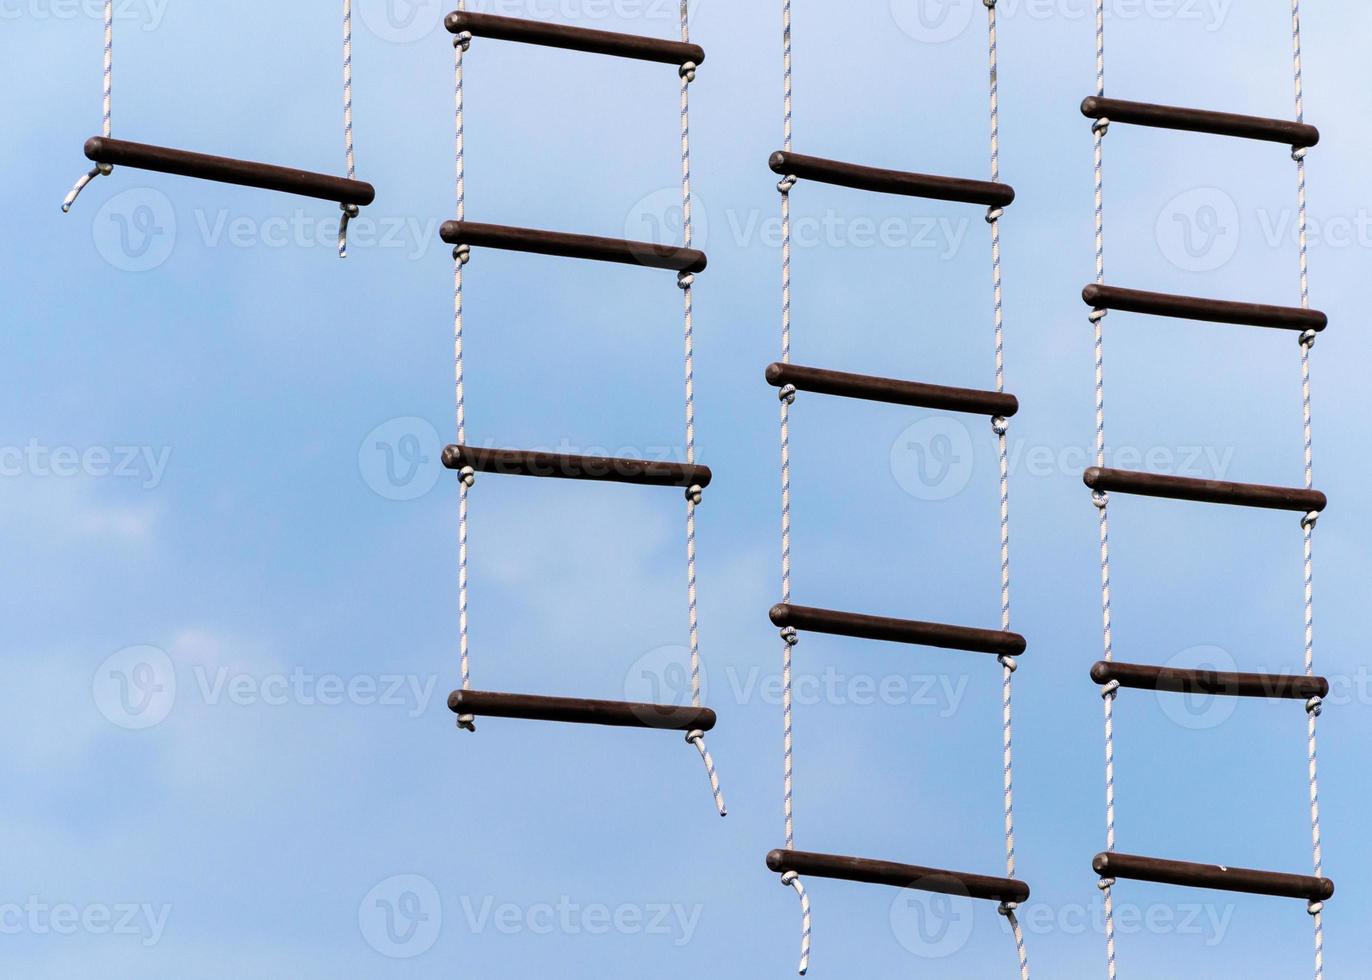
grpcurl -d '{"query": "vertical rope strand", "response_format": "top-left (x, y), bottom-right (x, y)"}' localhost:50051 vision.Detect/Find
top-left (1088, 0), bottom-right (1118, 976)
top-left (777, 0), bottom-right (808, 972)
top-left (1291, 2), bottom-right (1324, 976)
top-left (984, 3), bottom-right (1028, 976)
top-left (62, 0), bottom-right (113, 212)
top-left (678, 1), bottom-right (725, 818)
top-left (453, 12), bottom-right (476, 733)
top-left (337, 0), bottom-right (358, 256)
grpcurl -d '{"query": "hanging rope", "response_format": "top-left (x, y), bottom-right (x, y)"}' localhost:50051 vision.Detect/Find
top-left (1087, 0), bottom-right (1119, 971)
top-left (61, 0), bottom-right (113, 212)
top-left (338, 0), bottom-right (359, 256)
top-left (1290, 2), bottom-right (1325, 976)
top-left (677, 0), bottom-right (726, 819)
top-left (984, 2), bottom-right (1029, 976)
top-left (775, 0), bottom-right (809, 971)
top-left (452, 5), bottom-right (476, 733)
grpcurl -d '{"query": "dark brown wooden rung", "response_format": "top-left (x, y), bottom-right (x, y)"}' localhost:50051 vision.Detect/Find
top-left (766, 363), bottom-right (1018, 416)
top-left (1080, 96), bottom-right (1320, 148)
top-left (769, 151), bottom-right (1014, 208)
top-left (1094, 852), bottom-right (1333, 902)
top-left (1083, 467), bottom-right (1326, 513)
top-left (1083, 284), bottom-right (1327, 332)
top-left (443, 445), bottom-right (711, 489)
top-left (1092, 661), bottom-right (1329, 700)
top-left (84, 138), bottom-right (375, 206)
top-left (445, 11), bottom-right (704, 66)
top-left (769, 603), bottom-right (1025, 657)
top-left (440, 221), bottom-right (706, 273)
top-left (449, 690), bottom-right (716, 732)
top-left (768, 849), bottom-right (1030, 903)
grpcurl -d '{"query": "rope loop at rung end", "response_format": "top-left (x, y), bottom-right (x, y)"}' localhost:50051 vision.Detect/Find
top-left (449, 689), bottom-right (717, 732)
top-left (444, 11), bottom-right (704, 67)
top-left (1093, 852), bottom-right (1334, 902)
top-left (83, 137), bottom-right (376, 206)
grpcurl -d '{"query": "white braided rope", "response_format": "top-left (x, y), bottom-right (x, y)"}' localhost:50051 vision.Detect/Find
top-left (777, 0), bottom-right (808, 972)
top-left (62, 0), bottom-right (113, 212)
top-left (1290, 3), bottom-right (1325, 976)
top-left (337, 0), bottom-right (358, 257)
top-left (677, 0), bottom-right (725, 819)
top-left (1086, 0), bottom-right (1119, 976)
top-left (984, 3), bottom-right (1028, 976)
top-left (453, 10), bottom-right (476, 733)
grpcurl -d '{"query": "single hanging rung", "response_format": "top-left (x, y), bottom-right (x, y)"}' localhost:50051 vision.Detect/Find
top-left (769, 151), bottom-right (1014, 208)
top-left (440, 221), bottom-right (707, 273)
top-left (1094, 852), bottom-right (1333, 902)
top-left (445, 11), bottom-right (704, 67)
top-left (444, 445), bottom-right (711, 489)
top-left (1080, 97), bottom-right (1320, 148)
top-left (768, 850), bottom-right (1030, 903)
top-left (450, 690), bottom-right (717, 732)
top-left (1083, 284), bottom-right (1327, 332)
top-left (1091, 661), bottom-right (1329, 700)
top-left (770, 603), bottom-right (1025, 657)
top-left (1083, 467), bottom-right (1327, 513)
top-left (766, 363), bottom-right (1018, 417)
top-left (83, 138), bottom-right (375, 206)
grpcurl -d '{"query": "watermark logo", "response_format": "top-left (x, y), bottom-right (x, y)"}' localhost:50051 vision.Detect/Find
top-left (359, 417), bottom-right (443, 501)
top-left (360, 874), bottom-right (443, 958)
top-left (1157, 644), bottom-right (1238, 730)
top-left (93, 645), bottom-right (177, 730)
top-left (626, 189), bottom-right (707, 258)
top-left (890, 0), bottom-right (978, 43)
top-left (624, 644), bottom-right (705, 718)
top-left (360, 0), bottom-right (445, 42)
top-left (890, 883), bottom-right (975, 958)
top-left (1156, 187), bottom-right (1239, 272)
top-left (890, 416), bottom-right (974, 501)
top-left (92, 188), bottom-right (176, 272)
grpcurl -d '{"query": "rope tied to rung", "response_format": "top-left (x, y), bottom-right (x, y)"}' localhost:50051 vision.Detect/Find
top-left (1290, 3), bottom-right (1325, 976)
top-left (452, 1), bottom-right (475, 733)
top-left (62, 0), bottom-right (113, 212)
top-left (338, 0), bottom-right (359, 257)
top-left (984, 1), bottom-right (1029, 975)
top-left (677, 0), bottom-right (725, 819)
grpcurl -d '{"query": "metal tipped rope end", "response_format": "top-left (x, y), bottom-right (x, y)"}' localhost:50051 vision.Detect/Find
top-left (780, 871), bottom-right (811, 975)
top-left (686, 730), bottom-right (727, 816)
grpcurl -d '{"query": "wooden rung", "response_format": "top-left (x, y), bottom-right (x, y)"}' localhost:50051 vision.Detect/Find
top-left (84, 137), bottom-right (375, 206)
top-left (1083, 467), bottom-right (1326, 513)
top-left (767, 849), bottom-right (1030, 903)
top-left (440, 221), bottom-right (706, 273)
top-left (449, 690), bottom-right (716, 731)
top-left (1080, 97), bottom-right (1320, 148)
top-left (1091, 661), bottom-right (1329, 700)
top-left (765, 363), bottom-right (1018, 416)
top-left (1094, 852), bottom-right (1333, 902)
top-left (1083, 284), bottom-right (1327, 332)
top-left (444, 445), bottom-right (711, 489)
top-left (769, 151), bottom-right (1014, 207)
top-left (445, 11), bottom-right (704, 66)
top-left (769, 603), bottom-right (1025, 657)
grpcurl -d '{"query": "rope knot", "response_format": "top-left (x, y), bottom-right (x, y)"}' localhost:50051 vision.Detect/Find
top-left (1308, 900), bottom-right (1324, 916)
top-left (1088, 307), bottom-right (1108, 324)
top-left (1092, 117), bottom-right (1111, 136)
top-left (780, 871), bottom-right (799, 886)
top-left (1097, 877), bottom-right (1116, 891)
top-left (1091, 489), bottom-right (1109, 510)
top-left (1299, 328), bottom-right (1318, 350)
top-left (985, 205), bottom-right (1005, 224)
top-left (685, 484), bottom-right (704, 505)
top-left (1301, 510), bottom-right (1319, 530)
top-left (1101, 679), bottom-right (1120, 700)
top-left (999, 653), bottom-right (1018, 673)
top-left (97, 162), bottom-right (114, 176)
top-left (779, 383), bottom-right (797, 405)
top-left (997, 900), bottom-right (1018, 916)
top-left (677, 271), bottom-right (695, 290)
top-left (991, 415), bottom-right (1009, 436)
top-left (781, 627), bottom-right (799, 647)
top-left (685, 729), bottom-right (704, 745)
top-left (459, 466), bottom-right (476, 489)
top-left (679, 61), bottom-right (697, 82)
top-left (453, 244), bottom-right (471, 265)
top-left (1306, 695), bottom-right (1323, 717)
top-left (1292, 145), bottom-right (1309, 163)
top-left (456, 714), bottom-right (476, 732)
top-left (777, 175), bottom-right (798, 194)
top-left (453, 31), bottom-right (472, 51)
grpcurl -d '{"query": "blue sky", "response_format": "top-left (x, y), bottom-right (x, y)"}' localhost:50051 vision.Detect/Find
top-left (5, 0), bottom-right (1371, 977)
